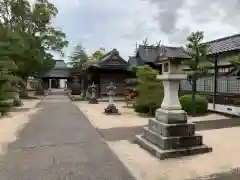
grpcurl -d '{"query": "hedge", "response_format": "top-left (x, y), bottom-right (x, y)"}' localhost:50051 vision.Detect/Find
top-left (180, 94), bottom-right (208, 115)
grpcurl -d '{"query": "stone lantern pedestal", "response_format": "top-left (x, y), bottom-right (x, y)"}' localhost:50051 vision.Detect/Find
top-left (135, 47), bottom-right (212, 160)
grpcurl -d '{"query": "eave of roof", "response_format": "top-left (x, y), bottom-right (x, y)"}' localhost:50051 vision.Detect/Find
top-left (204, 33), bottom-right (240, 55)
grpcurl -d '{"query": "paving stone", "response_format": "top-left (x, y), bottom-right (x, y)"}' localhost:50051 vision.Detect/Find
top-left (0, 94), bottom-right (134, 180)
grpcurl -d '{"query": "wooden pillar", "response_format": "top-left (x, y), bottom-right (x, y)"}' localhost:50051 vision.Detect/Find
top-left (213, 55), bottom-right (218, 110)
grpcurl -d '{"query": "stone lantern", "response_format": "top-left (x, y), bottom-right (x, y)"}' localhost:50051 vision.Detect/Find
top-left (104, 82), bottom-right (120, 115)
top-left (88, 82), bottom-right (98, 104)
top-left (136, 46), bottom-right (212, 160)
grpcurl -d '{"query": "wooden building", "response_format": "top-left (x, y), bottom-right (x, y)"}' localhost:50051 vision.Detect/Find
top-left (128, 44), bottom-right (189, 72)
top-left (72, 49), bottom-right (131, 97)
top-left (42, 60), bottom-right (71, 89)
top-left (128, 33), bottom-right (240, 115)
top-left (180, 33), bottom-right (240, 115)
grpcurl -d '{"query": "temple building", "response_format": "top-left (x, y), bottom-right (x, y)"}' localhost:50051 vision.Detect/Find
top-left (42, 60), bottom-right (71, 89)
top-left (71, 49), bottom-right (131, 97)
top-left (41, 33), bottom-right (240, 115)
top-left (128, 33), bottom-right (240, 115)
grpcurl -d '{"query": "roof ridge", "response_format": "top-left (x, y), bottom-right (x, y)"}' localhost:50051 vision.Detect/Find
top-left (205, 33), bottom-right (240, 44)
top-left (138, 44), bottom-right (182, 49)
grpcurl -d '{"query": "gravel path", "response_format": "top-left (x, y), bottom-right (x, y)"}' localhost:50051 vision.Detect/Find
top-left (0, 95), bottom-right (134, 180)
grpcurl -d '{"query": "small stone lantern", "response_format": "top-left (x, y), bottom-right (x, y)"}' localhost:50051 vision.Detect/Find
top-left (136, 46), bottom-right (212, 160)
top-left (88, 82), bottom-right (98, 104)
top-left (104, 82), bottom-right (120, 115)
top-left (14, 85), bottom-right (21, 100)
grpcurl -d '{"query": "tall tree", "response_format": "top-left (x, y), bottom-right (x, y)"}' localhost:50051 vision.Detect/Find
top-left (0, 26), bottom-right (19, 115)
top-left (69, 43), bottom-right (89, 69)
top-left (183, 31), bottom-right (209, 115)
top-left (0, 0), bottom-right (68, 96)
top-left (90, 48), bottom-right (105, 62)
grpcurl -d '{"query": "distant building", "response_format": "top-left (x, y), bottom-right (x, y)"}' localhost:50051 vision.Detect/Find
top-left (128, 33), bottom-right (240, 115)
top-left (71, 49), bottom-right (130, 97)
top-left (42, 60), bottom-right (71, 89)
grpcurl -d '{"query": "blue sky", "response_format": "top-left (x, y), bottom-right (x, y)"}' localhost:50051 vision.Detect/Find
top-left (44, 0), bottom-right (240, 61)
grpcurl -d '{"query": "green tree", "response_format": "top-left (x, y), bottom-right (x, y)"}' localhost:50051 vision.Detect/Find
top-left (69, 43), bottom-right (89, 69)
top-left (0, 32), bottom-right (18, 115)
top-left (182, 31), bottom-right (210, 115)
top-left (90, 48), bottom-right (105, 62)
top-left (230, 56), bottom-right (240, 69)
top-left (131, 65), bottom-right (164, 116)
top-left (0, 0), bottom-right (68, 97)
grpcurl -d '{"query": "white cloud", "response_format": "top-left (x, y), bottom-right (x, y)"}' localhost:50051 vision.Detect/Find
top-left (49, 0), bottom-right (240, 60)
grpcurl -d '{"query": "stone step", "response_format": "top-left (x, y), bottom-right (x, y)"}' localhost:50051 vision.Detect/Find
top-left (135, 134), bottom-right (212, 160)
top-left (148, 118), bottom-right (195, 137)
top-left (143, 127), bottom-right (203, 150)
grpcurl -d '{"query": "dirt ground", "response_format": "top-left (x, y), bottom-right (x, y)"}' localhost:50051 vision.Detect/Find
top-left (0, 99), bottom-right (42, 154)
top-left (75, 101), bottom-right (240, 180)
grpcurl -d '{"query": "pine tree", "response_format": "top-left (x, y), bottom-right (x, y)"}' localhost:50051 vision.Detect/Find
top-left (183, 31), bottom-right (210, 115)
top-left (131, 65), bottom-right (164, 116)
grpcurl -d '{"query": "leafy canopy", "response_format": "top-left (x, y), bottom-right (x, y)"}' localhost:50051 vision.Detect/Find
top-left (183, 31), bottom-right (210, 81)
top-left (0, 0), bottom-right (68, 78)
top-left (69, 44), bottom-right (106, 69)
top-left (129, 65), bottom-right (164, 116)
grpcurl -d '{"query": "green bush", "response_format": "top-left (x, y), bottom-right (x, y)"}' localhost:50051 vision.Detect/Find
top-left (132, 65), bottom-right (164, 116)
top-left (133, 103), bottom-right (149, 114)
top-left (180, 95), bottom-right (208, 115)
top-left (13, 98), bottom-right (23, 107)
top-left (0, 101), bottom-right (12, 116)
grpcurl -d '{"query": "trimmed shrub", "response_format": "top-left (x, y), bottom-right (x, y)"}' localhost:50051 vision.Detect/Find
top-left (133, 103), bottom-right (149, 114)
top-left (180, 94), bottom-right (208, 115)
top-left (0, 101), bottom-right (12, 116)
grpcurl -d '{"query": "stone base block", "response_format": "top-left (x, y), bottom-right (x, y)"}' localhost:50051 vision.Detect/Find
top-left (88, 98), bottom-right (98, 104)
top-left (155, 108), bottom-right (187, 124)
top-left (136, 135), bottom-right (212, 160)
top-left (149, 118), bottom-right (195, 137)
top-left (143, 127), bottom-right (202, 150)
top-left (104, 104), bottom-right (120, 115)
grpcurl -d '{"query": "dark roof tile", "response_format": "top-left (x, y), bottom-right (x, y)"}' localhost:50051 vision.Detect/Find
top-left (54, 60), bottom-right (67, 68)
top-left (206, 33), bottom-right (240, 55)
top-left (137, 45), bottom-right (189, 63)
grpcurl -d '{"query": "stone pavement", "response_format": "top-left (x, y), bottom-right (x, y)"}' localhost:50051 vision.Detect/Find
top-left (0, 95), bottom-right (134, 180)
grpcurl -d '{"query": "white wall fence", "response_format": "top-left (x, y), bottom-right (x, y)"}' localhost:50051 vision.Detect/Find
top-left (180, 76), bottom-right (240, 94)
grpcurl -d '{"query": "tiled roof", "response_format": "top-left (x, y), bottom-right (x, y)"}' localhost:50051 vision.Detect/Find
top-left (43, 69), bottom-right (70, 78)
top-left (99, 49), bottom-right (119, 63)
top-left (43, 60), bottom-right (69, 78)
top-left (54, 60), bottom-right (67, 68)
top-left (137, 45), bottom-right (189, 63)
top-left (98, 49), bottom-right (127, 65)
top-left (206, 33), bottom-right (240, 55)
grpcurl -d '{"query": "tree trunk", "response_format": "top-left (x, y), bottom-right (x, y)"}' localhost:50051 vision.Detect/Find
top-left (19, 77), bottom-right (28, 98)
top-left (191, 76), bottom-right (197, 116)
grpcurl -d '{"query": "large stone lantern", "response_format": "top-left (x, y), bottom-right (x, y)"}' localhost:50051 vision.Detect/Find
top-left (136, 46), bottom-right (212, 160)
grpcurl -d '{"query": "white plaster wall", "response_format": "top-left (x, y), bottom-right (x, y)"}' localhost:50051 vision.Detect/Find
top-left (208, 103), bottom-right (240, 116)
top-left (59, 79), bottom-right (66, 89)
